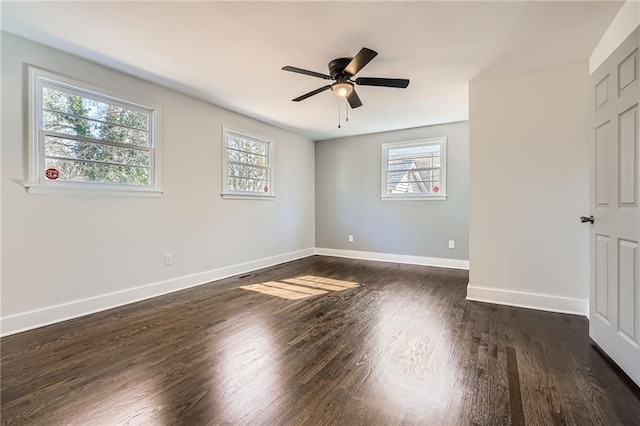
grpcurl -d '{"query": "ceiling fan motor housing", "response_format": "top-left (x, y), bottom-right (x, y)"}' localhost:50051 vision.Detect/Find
top-left (329, 58), bottom-right (353, 79)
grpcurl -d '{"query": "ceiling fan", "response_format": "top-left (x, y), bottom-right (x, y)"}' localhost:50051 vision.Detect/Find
top-left (282, 47), bottom-right (410, 109)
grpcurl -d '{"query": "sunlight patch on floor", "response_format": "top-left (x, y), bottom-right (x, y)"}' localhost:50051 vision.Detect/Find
top-left (240, 275), bottom-right (359, 300)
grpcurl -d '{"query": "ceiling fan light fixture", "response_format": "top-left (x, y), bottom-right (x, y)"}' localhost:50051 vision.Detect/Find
top-left (331, 80), bottom-right (353, 97)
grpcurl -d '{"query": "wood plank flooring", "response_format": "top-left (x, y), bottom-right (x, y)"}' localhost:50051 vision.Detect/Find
top-left (2, 256), bottom-right (639, 425)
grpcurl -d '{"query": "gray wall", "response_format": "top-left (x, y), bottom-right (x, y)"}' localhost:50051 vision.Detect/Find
top-left (2, 33), bottom-right (315, 328)
top-left (315, 121), bottom-right (469, 260)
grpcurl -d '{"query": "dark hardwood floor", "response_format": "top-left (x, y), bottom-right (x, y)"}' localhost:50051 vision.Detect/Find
top-left (2, 256), bottom-right (639, 425)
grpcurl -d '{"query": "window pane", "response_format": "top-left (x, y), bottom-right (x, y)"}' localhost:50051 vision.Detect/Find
top-left (429, 156), bottom-right (441, 168)
top-left (226, 148), bottom-right (266, 167)
top-left (388, 144), bottom-right (440, 160)
top-left (227, 162), bottom-right (268, 192)
top-left (386, 164), bottom-right (441, 194)
top-left (45, 158), bottom-right (150, 185)
top-left (228, 164), bottom-right (268, 181)
top-left (225, 134), bottom-right (267, 156)
top-left (42, 86), bottom-right (149, 131)
top-left (224, 130), bottom-right (271, 194)
top-left (43, 110), bottom-right (148, 146)
top-left (227, 176), bottom-right (268, 192)
top-left (45, 136), bottom-right (150, 167)
top-left (383, 140), bottom-right (444, 197)
top-left (387, 182), bottom-right (433, 194)
top-left (388, 144), bottom-right (440, 175)
top-left (386, 169), bottom-right (440, 184)
top-left (389, 156), bottom-right (440, 170)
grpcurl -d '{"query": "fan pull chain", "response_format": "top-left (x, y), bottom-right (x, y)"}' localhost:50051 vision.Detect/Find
top-left (338, 103), bottom-right (341, 128)
top-left (346, 99), bottom-right (349, 122)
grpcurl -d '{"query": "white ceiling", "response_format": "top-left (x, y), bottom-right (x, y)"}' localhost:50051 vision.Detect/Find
top-left (1, 1), bottom-right (622, 141)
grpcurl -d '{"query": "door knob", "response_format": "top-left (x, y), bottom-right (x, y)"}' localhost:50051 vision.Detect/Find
top-left (580, 215), bottom-right (594, 224)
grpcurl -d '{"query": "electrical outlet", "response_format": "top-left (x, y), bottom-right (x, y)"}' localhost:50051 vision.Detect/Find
top-left (448, 240), bottom-right (455, 249)
top-left (164, 254), bottom-right (173, 266)
top-left (275, 237), bottom-right (280, 247)
top-left (348, 235), bottom-right (354, 243)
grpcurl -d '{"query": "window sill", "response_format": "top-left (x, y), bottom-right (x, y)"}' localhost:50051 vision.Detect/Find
top-left (221, 193), bottom-right (275, 200)
top-left (380, 194), bottom-right (448, 201)
top-left (25, 184), bottom-right (162, 197)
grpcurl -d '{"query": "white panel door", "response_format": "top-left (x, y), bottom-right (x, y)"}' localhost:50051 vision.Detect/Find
top-left (590, 28), bottom-right (640, 386)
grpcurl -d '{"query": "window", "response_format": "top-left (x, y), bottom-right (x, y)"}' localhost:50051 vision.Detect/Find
top-left (381, 137), bottom-right (447, 200)
top-left (221, 125), bottom-right (274, 199)
top-left (27, 67), bottom-right (161, 196)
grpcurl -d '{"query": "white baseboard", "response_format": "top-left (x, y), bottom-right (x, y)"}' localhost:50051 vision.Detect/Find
top-left (4, 249), bottom-right (587, 336)
top-left (315, 247), bottom-right (469, 270)
top-left (1, 248), bottom-right (316, 337)
top-left (466, 284), bottom-right (588, 316)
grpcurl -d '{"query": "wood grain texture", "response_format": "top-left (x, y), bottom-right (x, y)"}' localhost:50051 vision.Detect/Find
top-left (2, 256), bottom-right (639, 425)
top-left (506, 346), bottom-right (525, 426)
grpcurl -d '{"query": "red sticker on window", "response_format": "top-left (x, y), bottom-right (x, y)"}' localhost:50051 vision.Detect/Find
top-left (433, 186), bottom-right (440, 193)
top-left (264, 186), bottom-right (269, 193)
top-left (45, 168), bottom-right (59, 180)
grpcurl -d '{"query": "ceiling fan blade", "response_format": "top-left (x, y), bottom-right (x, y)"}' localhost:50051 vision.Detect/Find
top-left (292, 85), bottom-right (332, 102)
top-left (355, 77), bottom-right (410, 88)
top-left (344, 48), bottom-right (378, 76)
top-left (347, 90), bottom-right (363, 109)
top-left (282, 66), bottom-right (332, 80)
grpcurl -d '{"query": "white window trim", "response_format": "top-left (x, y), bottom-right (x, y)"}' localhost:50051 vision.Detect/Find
top-left (26, 67), bottom-right (162, 197)
top-left (221, 124), bottom-right (275, 200)
top-left (380, 137), bottom-right (448, 201)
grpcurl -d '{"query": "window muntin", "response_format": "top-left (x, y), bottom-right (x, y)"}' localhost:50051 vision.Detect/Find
top-left (381, 138), bottom-right (447, 200)
top-left (222, 127), bottom-right (273, 198)
top-left (28, 68), bottom-right (160, 195)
